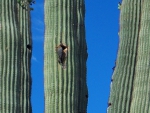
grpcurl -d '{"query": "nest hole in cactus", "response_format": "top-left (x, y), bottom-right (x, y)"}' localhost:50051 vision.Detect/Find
top-left (27, 44), bottom-right (32, 50)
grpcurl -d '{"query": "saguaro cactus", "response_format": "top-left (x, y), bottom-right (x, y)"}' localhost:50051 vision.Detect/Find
top-left (44, 0), bottom-right (88, 113)
top-left (108, 0), bottom-right (150, 113)
top-left (1, 0), bottom-right (32, 112)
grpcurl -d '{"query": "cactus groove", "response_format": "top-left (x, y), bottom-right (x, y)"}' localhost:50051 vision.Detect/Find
top-left (1, 0), bottom-right (32, 112)
top-left (44, 0), bottom-right (88, 113)
top-left (108, 0), bottom-right (150, 113)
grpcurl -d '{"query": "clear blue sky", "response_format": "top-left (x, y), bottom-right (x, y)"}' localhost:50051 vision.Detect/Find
top-left (31, 0), bottom-right (119, 113)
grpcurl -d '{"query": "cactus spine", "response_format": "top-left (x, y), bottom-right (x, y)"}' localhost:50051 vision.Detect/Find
top-left (1, 0), bottom-right (32, 112)
top-left (44, 0), bottom-right (88, 113)
top-left (108, 0), bottom-right (150, 113)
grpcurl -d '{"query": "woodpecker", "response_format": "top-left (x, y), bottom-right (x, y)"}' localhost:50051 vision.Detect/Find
top-left (56, 43), bottom-right (68, 69)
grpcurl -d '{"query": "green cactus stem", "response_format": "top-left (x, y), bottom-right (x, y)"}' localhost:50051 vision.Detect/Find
top-left (1, 0), bottom-right (32, 112)
top-left (108, 0), bottom-right (150, 113)
top-left (44, 0), bottom-right (88, 113)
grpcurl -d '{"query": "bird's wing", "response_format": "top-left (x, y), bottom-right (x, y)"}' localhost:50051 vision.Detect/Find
top-left (56, 46), bottom-right (63, 58)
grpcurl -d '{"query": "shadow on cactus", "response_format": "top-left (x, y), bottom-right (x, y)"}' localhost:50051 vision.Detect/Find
top-left (56, 43), bottom-right (68, 69)
top-left (17, 0), bottom-right (35, 11)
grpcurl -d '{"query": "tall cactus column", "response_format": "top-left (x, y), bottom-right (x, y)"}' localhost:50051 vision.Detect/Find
top-left (1, 0), bottom-right (32, 112)
top-left (44, 0), bottom-right (88, 113)
top-left (17, 0), bottom-right (32, 112)
top-left (108, 0), bottom-right (150, 113)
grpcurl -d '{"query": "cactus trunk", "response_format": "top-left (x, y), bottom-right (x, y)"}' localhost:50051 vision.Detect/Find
top-left (1, 0), bottom-right (32, 112)
top-left (108, 0), bottom-right (150, 113)
top-left (44, 0), bottom-right (88, 113)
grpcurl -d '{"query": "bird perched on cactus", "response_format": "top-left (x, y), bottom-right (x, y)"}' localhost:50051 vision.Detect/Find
top-left (56, 43), bottom-right (68, 69)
